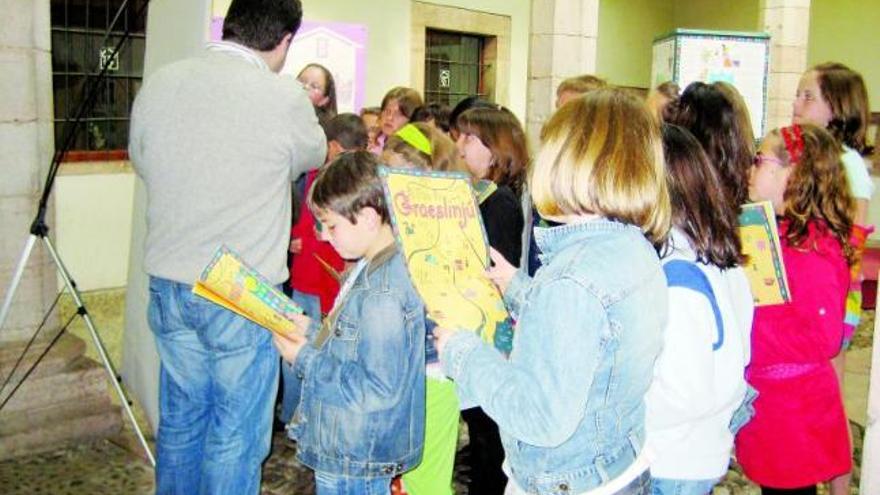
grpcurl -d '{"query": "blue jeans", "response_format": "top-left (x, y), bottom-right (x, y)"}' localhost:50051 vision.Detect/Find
top-left (314, 471), bottom-right (392, 495)
top-left (279, 290), bottom-right (322, 423)
top-left (651, 477), bottom-right (720, 495)
top-left (148, 276), bottom-right (279, 495)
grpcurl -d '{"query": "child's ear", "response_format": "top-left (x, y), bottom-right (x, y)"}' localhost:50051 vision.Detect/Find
top-left (357, 207), bottom-right (382, 230)
top-left (326, 140), bottom-right (344, 162)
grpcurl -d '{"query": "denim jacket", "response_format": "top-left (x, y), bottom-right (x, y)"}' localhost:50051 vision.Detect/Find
top-left (442, 220), bottom-right (667, 494)
top-left (288, 244), bottom-right (427, 477)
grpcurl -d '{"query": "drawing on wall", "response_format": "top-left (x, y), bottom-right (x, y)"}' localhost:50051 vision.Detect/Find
top-left (210, 7), bottom-right (367, 113)
top-left (379, 167), bottom-right (514, 353)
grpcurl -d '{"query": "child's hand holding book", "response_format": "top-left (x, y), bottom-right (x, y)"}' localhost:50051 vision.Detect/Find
top-left (487, 247), bottom-right (517, 295)
top-left (272, 312), bottom-right (311, 364)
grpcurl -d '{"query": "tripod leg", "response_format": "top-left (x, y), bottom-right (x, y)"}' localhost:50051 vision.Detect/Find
top-left (0, 235), bottom-right (39, 331)
top-left (41, 236), bottom-right (156, 467)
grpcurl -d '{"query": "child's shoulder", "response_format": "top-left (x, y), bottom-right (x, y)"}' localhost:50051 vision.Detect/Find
top-left (364, 246), bottom-right (420, 298)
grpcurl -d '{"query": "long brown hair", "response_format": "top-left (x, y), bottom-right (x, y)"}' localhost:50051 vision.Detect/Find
top-left (456, 106), bottom-right (529, 194)
top-left (811, 62), bottom-right (873, 154)
top-left (661, 124), bottom-right (744, 268)
top-left (771, 124), bottom-right (855, 265)
top-left (666, 82), bottom-right (755, 211)
top-left (380, 87), bottom-right (423, 120)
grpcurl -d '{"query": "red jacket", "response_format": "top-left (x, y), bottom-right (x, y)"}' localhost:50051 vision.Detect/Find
top-left (735, 220), bottom-right (851, 487)
top-left (289, 169), bottom-right (345, 314)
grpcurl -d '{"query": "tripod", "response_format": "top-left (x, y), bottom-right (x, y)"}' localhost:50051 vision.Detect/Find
top-left (0, 0), bottom-right (154, 466)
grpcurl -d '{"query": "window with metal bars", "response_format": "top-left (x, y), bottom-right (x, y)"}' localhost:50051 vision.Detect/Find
top-left (424, 29), bottom-right (492, 108)
top-left (50, 0), bottom-right (148, 159)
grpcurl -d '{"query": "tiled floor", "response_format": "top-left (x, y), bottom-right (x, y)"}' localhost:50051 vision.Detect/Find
top-left (0, 289), bottom-right (872, 494)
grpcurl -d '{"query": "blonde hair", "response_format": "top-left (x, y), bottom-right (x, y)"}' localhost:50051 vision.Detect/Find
top-left (532, 88), bottom-right (670, 247)
top-left (383, 122), bottom-right (466, 173)
top-left (556, 74), bottom-right (607, 96)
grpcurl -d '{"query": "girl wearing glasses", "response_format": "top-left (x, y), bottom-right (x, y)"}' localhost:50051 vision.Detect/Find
top-left (297, 63), bottom-right (337, 126)
top-left (737, 124), bottom-right (855, 495)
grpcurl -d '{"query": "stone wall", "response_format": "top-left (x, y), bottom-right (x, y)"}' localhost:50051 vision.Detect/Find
top-left (0, 0), bottom-right (58, 343)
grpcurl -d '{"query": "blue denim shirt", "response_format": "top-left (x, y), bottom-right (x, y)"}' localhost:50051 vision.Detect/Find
top-left (442, 219), bottom-right (667, 494)
top-left (288, 245), bottom-right (427, 477)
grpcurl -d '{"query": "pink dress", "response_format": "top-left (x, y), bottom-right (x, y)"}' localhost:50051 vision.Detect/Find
top-left (735, 220), bottom-right (852, 488)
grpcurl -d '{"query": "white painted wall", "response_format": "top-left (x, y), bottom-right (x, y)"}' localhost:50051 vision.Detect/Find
top-left (300, 0), bottom-right (532, 121)
top-left (54, 165), bottom-right (135, 291)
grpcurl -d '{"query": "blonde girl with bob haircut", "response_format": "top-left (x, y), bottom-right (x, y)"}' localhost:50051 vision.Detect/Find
top-left (435, 88), bottom-right (670, 495)
top-left (532, 91), bottom-right (670, 244)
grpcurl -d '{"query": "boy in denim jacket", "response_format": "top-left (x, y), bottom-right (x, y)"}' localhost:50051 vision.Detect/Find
top-left (273, 151), bottom-right (426, 495)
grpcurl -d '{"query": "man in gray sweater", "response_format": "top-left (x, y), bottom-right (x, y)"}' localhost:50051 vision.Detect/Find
top-left (128, 1), bottom-right (325, 492)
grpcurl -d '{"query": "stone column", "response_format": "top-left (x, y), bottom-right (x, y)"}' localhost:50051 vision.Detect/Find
top-left (526, 0), bottom-right (600, 144)
top-left (760, 0), bottom-right (811, 132)
top-left (0, 0), bottom-right (57, 343)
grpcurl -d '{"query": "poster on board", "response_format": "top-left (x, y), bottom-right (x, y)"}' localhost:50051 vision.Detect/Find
top-left (379, 167), bottom-right (514, 353)
top-left (210, 1), bottom-right (367, 113)
top-left (651, 29), bottom-right (770, 138)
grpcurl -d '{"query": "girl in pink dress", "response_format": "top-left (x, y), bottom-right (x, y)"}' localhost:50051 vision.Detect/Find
top-left (735, 124), bottom-right (855, 494)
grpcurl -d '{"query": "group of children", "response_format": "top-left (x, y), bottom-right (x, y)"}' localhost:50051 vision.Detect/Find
top-left (273, 61), bottom-right (874, 495)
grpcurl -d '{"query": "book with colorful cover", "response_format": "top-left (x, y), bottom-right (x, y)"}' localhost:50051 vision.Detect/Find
top-left (738, 201), bottom-right (790, 306)
top-left (192, 246), bottom-right (303, 336)
top-left (379, 167), bottom-right (514, 353)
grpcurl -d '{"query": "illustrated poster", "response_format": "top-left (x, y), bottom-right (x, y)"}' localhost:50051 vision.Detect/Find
top-left (379, 167), bottom-right (513, 352)
top-left (677, 35), bottom-right (768, 137)
top-left (738, 201), bottom-right (790, 306)
top-left (652, 30), bottom-right (769, 137)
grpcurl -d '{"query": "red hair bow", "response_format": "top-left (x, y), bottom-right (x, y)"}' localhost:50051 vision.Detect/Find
top-left (781, 124), bottom-right (804, 165)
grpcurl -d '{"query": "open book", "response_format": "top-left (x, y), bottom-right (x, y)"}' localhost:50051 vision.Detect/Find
top-left (192, 246), bottom-right (303, 336)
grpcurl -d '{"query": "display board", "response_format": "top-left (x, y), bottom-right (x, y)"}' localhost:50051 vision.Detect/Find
top-left (651, 29), bottom-right (770, 137)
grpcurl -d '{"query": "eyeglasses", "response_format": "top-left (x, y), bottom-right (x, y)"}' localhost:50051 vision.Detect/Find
top-left (752, 152), bottom-right (785, 167)
top-left (300, 81), bottom-right (324, 93)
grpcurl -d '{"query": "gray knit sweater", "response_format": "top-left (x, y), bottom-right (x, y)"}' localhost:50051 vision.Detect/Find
top-left (130, 42), bottom-right (326, 285)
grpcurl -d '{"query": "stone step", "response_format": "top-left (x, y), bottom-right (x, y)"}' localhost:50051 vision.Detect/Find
top-left (0, 406), bottom-right (122, 460)
top-left (0, 390), bottom-right (113, 435)
top-left (0, 355), bottom-right (112, 413)
top-left (0, 332), bottom-right (86, 380)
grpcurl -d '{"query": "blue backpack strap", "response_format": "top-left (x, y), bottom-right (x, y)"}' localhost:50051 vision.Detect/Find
top-left (663, 259), bottom-right (724, 351)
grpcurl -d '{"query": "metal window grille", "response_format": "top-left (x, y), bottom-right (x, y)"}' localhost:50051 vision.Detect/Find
top-left (50, 0), bottom-right (148, 157)
top-left (424, 29), bottom-right (491, 107)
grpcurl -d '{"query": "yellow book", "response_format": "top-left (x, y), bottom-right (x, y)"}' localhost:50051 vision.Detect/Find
top-left (738, 201), bottom-right (790, 306)
top-left (192, 246), bottom-right (303, 336)
top-left (379, 167), bottom-right (513, 353)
